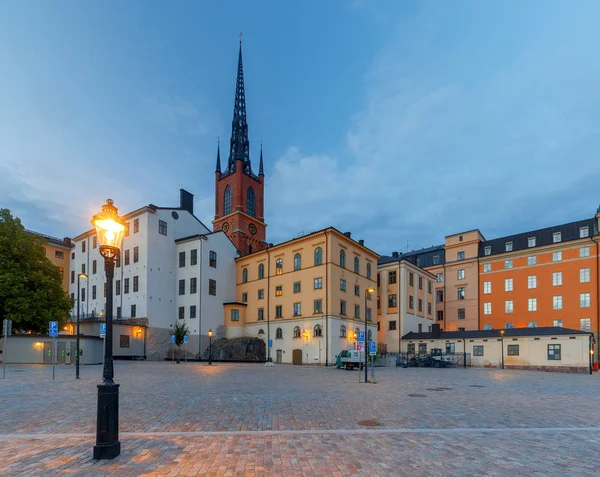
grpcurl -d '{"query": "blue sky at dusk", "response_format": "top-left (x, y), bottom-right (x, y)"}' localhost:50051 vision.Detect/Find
top-left (1, 1), bottom-right (599, 254)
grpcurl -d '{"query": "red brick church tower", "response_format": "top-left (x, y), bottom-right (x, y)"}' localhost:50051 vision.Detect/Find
top-left (213, 39), bottom-right (266, 256)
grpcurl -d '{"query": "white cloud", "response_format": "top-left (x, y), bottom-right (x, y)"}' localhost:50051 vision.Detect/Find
top-left (142, 93), bottom-right (208, 136)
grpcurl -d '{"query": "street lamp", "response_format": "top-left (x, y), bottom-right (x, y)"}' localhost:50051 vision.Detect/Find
top-left (76, 273), bottom-right (88, 379)
top-left (91, 199), bottom-right (125, 460)
top-left (364, 286), bottom-right (375, 383)
top-left (208, 329), bottom-right (213, 365)
top-left (500, 330), bottom-right (505, 370)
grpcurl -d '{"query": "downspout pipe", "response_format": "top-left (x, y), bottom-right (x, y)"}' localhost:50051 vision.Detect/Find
top-left (325, 231), bottom-right (329, 367)
top-left (267, 247), bottom-right (271, 363)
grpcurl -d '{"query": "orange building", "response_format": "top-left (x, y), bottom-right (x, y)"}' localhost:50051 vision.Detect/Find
top-left (29, 230), bottom-right (73, 293)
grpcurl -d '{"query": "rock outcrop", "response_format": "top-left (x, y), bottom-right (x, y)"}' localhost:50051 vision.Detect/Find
top-left (198, 337), bottom-right (266, 362)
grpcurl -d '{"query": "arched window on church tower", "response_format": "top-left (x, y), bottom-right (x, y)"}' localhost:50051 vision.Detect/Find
top-left (247, 187), bottom-right (255, 217)
top-left (224, 186), bottom-right (232, 215)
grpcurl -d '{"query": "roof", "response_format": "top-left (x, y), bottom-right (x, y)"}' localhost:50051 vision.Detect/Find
top-left (378, 245), bottom-right (445, 268)
top-left (402, 327), bottom-right (590, 340)
top-left (479, 218), bottom-right (595, 257)
top-left (26, 229), bottom-right (73, 248)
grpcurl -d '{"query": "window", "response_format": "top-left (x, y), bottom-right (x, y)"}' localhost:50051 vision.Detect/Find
top-left (483, 281), bottom-right (491, 294)
top-left (484, 246), bottom-right (491, 256)
top-left (295, 326), bottom-right (302, 338)
top-left (120, 335), bottom-right (130, 348)
top-left (179, 251), bottom-right (185, 268)
top-left (209, 279), bottom-right (216, 296)
top-left (580, 247), bottom-right (590, 258)
top-left (54, 250), bottom-right (64, 260)
top-left (71, 271), bottom-right (75, 284)
top-left (528, 256), bottom-right (536, 266)
top-left (354, 305), bottom-right (360, 318)
top-left (427, 302), bottom-right (432, 314)
top-left (178, 307), bottom-right (185, 320)
top-left (293, 303), bottom-right (301, 316)
top-left (92, 285), bottom-right (97, 300)
top-left (367, 307), bottom-right (372, 321)
top-left (409, 273), bottom-right (414, 286)
top-left (273, 327), bottom-right (282, 339)
top-left (340, 249), bottom-right (346, 268)
top-left (294, 253), bottom-right (302, 271)
top-left (93, 260), bottom-right (97, 275)
top-left (428, 282), bottom-right (432, 294)
top-left (242, 268), bottom-right (248, 283)
top-left (377, 273), bottom-right (380, 287)
top-left (457, 269), bottom-right (465, 280)
top-left (314, 278), bottom-right (322, 289)
top-left (483, 324), bottom-right (492, 330)
top-left (507, 345), bottom-right (519, 356)
top-left (276, 258), bottom-right (283, 275)
top-left (242, 293), bottom-right (248, 303)
top-left (528, 321), bottom-right (537, 328)
top-left (224, 186), bottom-right (232, 215)
top-left (257, 263), bottom-right (265, 279)
top-left (418, 299), bottom-right (423, 312)
top-left (483, 264), bottom-right (491, 273)
top-left (258, 289), bottom-right (264, 299)
top-left (377, 322), bottom-right (381, 331)
top-left (457, 251), bottom-right (465, 260)
top-left (483, 303), bottom-right (491, 315)
top-left (436, 273), bottom-right (444, 282)
top-left (124, 222), bottom-right (130, 237)
top-left (408, 296), bottom-right (413, 309)
top-left (433, 255), bottom-right (440, 264)
top-left (275, 305), bottom-right (282, 318)
top-left (354, 284), bottom-right (360, 296)
top-left (389, 294), bottom-right (397, 308)
top-left (230, 309), bottom-right (239, 321)
top-left (552, 251), bottom-right (562, 262)
top-left (340, 279), bottom-right (346, 291)
top-left (340, 300), bottom-right (346, 315)
top-left (293, 282), bottom-right (301, 293)
top-left (314, 325), bottom-right (322, 337)
top-left (457, 287), bottom-right (465, 300)
top-left (552, 295), bottom-right (562, 310)
top-left (580, 226), bottom-right (589, 238)
top-left (314, 300), bottom-right (322, 314)
top-left (553, 320), bottom-right (563, 327)
top-left (505, 322), bottom-right (514, 329)
top-left (580, 293), bottom-right (591, 308)
top-left (116, 306), bottom-right (121, 318)
top-left (366, 263), bottom-right (371, 279)
top-left (159, 220), bottom-right (167, 236)
top-left (388, 321), bottom-right (397, 331)
top-left (505, 241), bottom-right (513, 252)
top-left (528, 237), bottom-right (536, 248)
top-left (104, 283), bottom-right (107, 298)
top-left (275, 286), bottom-right (282, 296)
top-left (130, 304), bottom-right (136, 318)
top-left (418, 277), bottom-right (423, 289)
top-left (418, 342), bottom-right (427, 354)
top-left (505, 278), bottom-right (513, 292)
top-left (581, 318), bottom-right (591, 331)
top-left (116, 256), bottom-right (120, 268)
top-left (208, 251), bottom-right (217, 268)
top-left (133, 246), bottom-right (139, 263)
top-left (71, 252), bottom-right (75, 260)
top-left (246, 187), bottom-right (255, 217)
top-left (81, 264), bottom-right (86, 274)
top-left (580, 268), bottom-right (591, 283)
top-left (473, 346), bottom-right (484, 356)
top-left (124, 278), bottom-right (130, 294)
top-left (445, 343), bottom-right (455, 354)
top-left (437, 311), bottom-right (444, 321)
top-left (528, 275), bottom-right (537, 289)
top-left (436, 289), bottom-right (444, 303)
top-left (133, 218), bottom-right (139, 234)
top-left (553, 232), bottom-right (562, 243)
top-left (81, 241), bottom-right (86, 253)
top-left (528, 298), bottom-right (537, 312)
top-left (505, 300), bottom-right (513, 313)
top-left (116, 280), bottom-right (121, 296)
top-left (340, 325), bottom-right (346, 338)
top-left (178, 279), bottom-right (185, 295)
top-left (190, 249), bottom-right (198, 266)
top-left (92, 236), bottom-right (97, 249)
top-left (354, 257), bottom-right (359, 273)
top-left (547, 344), bottom-right (561, 360)
top-left (59, 267), bottom-right (64, 278)
top-left (314, 247), bottom-right (323, 266)
top-left (389, 271), bottom-right (397, 284)
top-left (552, 272), bottom-right (562, 286)
top-left (124, 249), bottom-right (130, 266)
top-left (129, 276), bottom-right (137, 293)
top-left (190, 306), bottom-right (197, 319)
top-left (504, 260), bottom-right (513, 269)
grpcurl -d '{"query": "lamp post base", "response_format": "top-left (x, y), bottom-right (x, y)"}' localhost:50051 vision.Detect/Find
top-left (93, 383), bottom-right (120, 460)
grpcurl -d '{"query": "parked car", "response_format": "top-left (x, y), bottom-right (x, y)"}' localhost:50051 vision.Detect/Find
top-left (336, 350), bottom-right (365, 370)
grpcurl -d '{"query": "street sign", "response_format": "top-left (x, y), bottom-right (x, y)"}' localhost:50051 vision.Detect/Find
top-left (358, 331), bottom-right (365, 343)
top-left (268, 339), bottom-right (273, 348)
top-left (2, 319), bottom-right (11, 336)
top-left (369, 341), bottom-right (377, 356)
top-left (49, 321), bottom-right (58, 337)
top-left (171, 335), bottom-right (176, 344)
top-left (357, 344), bottom-right (364, 352)
top-left (100, 323), bottom-right (106, 338)
top-left (183, 335), bottom-right (189, 344)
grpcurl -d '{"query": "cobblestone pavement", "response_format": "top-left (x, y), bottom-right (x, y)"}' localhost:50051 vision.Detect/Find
top-left (1, 362), bottom-right (600, 475)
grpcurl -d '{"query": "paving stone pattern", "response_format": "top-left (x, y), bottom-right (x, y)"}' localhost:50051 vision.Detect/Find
top-left (1, 362), bottom-right (600, 476)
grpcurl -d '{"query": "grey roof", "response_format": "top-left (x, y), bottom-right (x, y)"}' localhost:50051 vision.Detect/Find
top-left (402, 327), bottom-right (590, 340)
top-left (378, 244), bottom-right (445, 268)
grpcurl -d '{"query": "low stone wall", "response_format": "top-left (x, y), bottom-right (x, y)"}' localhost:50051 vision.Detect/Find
top-left (505, 364), bottom-right (589, 374)
top-left (198, 337), bottom-right (266, 362)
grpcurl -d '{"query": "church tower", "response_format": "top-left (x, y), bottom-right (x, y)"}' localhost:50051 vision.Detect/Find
top-left (213, 38), bottom-right (266, 256)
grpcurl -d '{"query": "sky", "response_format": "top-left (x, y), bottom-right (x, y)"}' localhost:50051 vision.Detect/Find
top-left (1, 0), bottom-right (599, 256)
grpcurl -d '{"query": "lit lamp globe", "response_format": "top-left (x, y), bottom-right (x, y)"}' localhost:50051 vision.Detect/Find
top-left (91, 199), bottom-right (125, 260)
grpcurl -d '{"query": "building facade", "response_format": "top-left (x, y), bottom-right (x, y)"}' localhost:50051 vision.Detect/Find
top-left (29, 231), bottom-right (73, 293)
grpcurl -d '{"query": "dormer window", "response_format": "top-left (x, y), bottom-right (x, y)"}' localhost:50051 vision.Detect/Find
top-left (505, 241), bottom-right (513, 252)
top-left (553, 232), bottom-right (561, 243)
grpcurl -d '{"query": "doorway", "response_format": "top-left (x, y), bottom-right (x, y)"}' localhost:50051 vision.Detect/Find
top-left (292, 349), bottom-right (302, 365)
top-left (43, 341), bottom-right (53, 364)
top-left (276, 349), bottom-right (282, 364)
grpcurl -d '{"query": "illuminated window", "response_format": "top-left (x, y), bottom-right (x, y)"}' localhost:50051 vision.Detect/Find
top-left (276, 259), bottom-right (283, 275)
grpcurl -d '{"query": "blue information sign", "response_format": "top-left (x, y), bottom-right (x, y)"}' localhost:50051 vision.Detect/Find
top-left (369, 341), bottom-right (377, 356)
top-left (184, 335), bottom-right (189, 344)
top-left (358, 331), bottom-right (365, 344)
top-left (268, 339), bottom-right (273, 348)
top-left (100, 323), bottom-right (106, 338)
top-left (49, 321), bottom-right (58, 337)
top-left (171, 335), bottom-right (176, 344)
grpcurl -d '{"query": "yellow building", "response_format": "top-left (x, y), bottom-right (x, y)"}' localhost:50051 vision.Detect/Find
top-left (225, 228), bottom-right (379, 365)
top-left (377, 257), bottom-right (436, 353)
top-left (30, 231), bottom-right (73, 293)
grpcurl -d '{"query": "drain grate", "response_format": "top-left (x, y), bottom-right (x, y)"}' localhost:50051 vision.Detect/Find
top-left (436, 387), bottom-right (453, 390)
top-left (357, 420), bottom-right (381, 427)
top-left (468, 385), bottom-right (485, 388)
top-left (407, 394), bottom-right (427, 397)
top-left (425, 388), bottom-right (444, 391)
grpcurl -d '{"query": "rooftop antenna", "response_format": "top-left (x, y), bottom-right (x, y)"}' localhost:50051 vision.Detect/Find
top-left (405, 240), bottom-right (411, 252)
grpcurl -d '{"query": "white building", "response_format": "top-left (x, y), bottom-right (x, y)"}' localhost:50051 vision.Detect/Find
top-left (69, 189), bottom-right (237, 359)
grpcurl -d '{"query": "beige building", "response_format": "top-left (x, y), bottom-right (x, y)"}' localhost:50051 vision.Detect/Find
top-left (376, 257), bottom-right (436, 353)
top-left (29, 231), bottom-right (73, 293)
top-left (225, 228), bottom-right (379, 365)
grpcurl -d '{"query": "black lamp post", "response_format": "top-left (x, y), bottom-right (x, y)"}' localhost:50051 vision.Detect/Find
top-left (500, 330), bottom-right (505, 370)
top-left (364, 287), bottom-right (375, 383)
top-left (208, 329), bottom-right (213, 365)
top-left (91, 199), bottom-right (125, 460)
top-left (76, 273), bottom-right (88, 379)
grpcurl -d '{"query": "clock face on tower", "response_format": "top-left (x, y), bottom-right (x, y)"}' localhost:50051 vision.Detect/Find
top-left (249, 223), bottom-right (257, 235)
top-left (222, 222), bottom-right (229, 233)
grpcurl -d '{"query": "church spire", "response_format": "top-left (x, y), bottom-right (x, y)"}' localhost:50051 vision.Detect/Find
top-left (259, 141), bottom-right (264, 176)
top-left (215, 138), bottom-right (221, 174)
top-left (226, 35), bottom-right (252, 176)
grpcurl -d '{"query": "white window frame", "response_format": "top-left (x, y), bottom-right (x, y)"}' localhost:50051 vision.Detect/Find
top-left (553, 320), bottom-right (563, 327)
top-left (528, 298), bottom-right (537, 312)
top-left (505, 241), bottom-right (513, 252)
top-left (553, 232), bottom-right (562, 243)
top-left (436, 273), bottom-right (444, 282)
top-left (527, 256), bottom-right (536, 266)
top-left (528, 275), bottom-right (537, 289)
top-left (580, 226), bottom-right (589, 238)
top-left (580, 247), bottom-right (590, 258)
top-left (505, 300), bottom-right (513, 313)
top-left (483, 281), bottom-right (492, 294)
top-left (552, 271), bottom-right (562, 286)
top-left (552, 295), bottom-right (562, 310)
top-left (457, 269), bottom-right (465, 280)
top-left (528, 237), bottom-right (536, 248)
top-left (484, 264), bottom-right (492, 273)
top-left (504, 278), bottom-right (513, 292)
top-left (580, 293), bottom-right (591, 308)
top-left (484, 246), bottom-right (491, 256)
top-left (552, 251), bottom-right (562, 262)
top-left (483, 303), bottom-right (492, 315)
top-left (483, 324), bottom-right (492, 331)
top-left (504, 260), bottom-right (513, 269)
top-left (581, 318), bottom-right (591, 331)
top-left (528, 321), bottom-right (537, 328)
top-left (580, 268), bottom-right (590, 283)
top-left (505, 322), bottom-right (514, 329)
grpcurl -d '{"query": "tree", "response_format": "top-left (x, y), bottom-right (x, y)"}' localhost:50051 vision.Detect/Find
top-left (0, 209), bottom-right (73, 333)
top-left (171, 321), bottom-right (189, 363)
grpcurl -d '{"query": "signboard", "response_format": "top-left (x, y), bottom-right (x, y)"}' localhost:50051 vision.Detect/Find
top-left (49, 321), bottom-right (58, 337)
top-left (2, 319), bottom-right (11, 336)
top-left (183, 335), bottom-right (189, 344)
top-left (171, 335), bottom-right (176, 344)
top-left (100, 323), bottom-right (106, 338)
top-left (268, 339), bottom-right (273, 348)
top-left (358, 331), bottom-right (365, 342)
top-left (357, 344), bottom-right (364, 352)
top-left (369, 341), bottom-right (377, 356)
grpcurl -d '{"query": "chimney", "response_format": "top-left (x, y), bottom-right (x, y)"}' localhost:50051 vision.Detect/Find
top-left (64, 237), bottom-right (72, 247)
top-left (358, 239), bottom-right (364, 246)
top-left (431, 323), bottom-right (441, 338)
top-left (392, 251), bottom-right (399, 258)
top-left (344, 232), bottom-right (351, 238)
top-left (179, 189), bottom-right (194, 214)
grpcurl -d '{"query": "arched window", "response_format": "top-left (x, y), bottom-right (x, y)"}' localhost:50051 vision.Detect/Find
top-left (368, 330), bottom-right (372, 341)
top-left (242, 268), bottom-right (248, 283)
top-left (355, 327), bottom-right (360, 338)
top-left (340, 249), bottom-right (346, 268)
top-left (258, 263), bottom-right (265, 279)
top-left (294, 326), bottom-right (301, 338)
top-left (276, 258), bottom-right (283, 275)
top-left (247, 187), bottom-right (255, 217)
top-left (354, 257), bottom-right (359, 274)
top-left (276, 327), bottom-right (283, 339)
top-left (224, 185), bottom-right (232, 215)
top-left (314, 324), bottom-right (322, 337)
top-left (340, 325), bottom-right (346, 338)
top-left (258, 329), bottom-right (265, 335)
top-left (294, 253), bottom-right (301, 271)
top-left (314, 247), bottom-right (322, 266)
top-left (367, 263), bottom-right (371, 279)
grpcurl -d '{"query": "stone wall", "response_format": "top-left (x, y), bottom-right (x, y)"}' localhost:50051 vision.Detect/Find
top-left (198, 337), bottom-right (265, 362)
